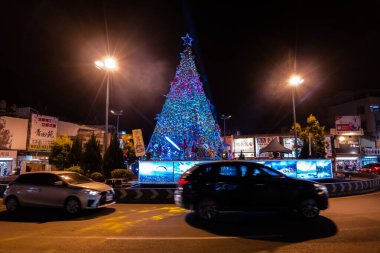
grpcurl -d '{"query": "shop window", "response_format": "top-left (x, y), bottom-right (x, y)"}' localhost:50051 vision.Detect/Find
top-left (0, 161), bottom-right (12, 176)
top-left (336, 159), bottom-right (359, 172)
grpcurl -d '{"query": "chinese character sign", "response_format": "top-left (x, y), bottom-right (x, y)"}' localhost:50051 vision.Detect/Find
top-left (233, 138), bottom-right (254, 153)
top-left (132, 129), bottom-right (146, 157)
top-left (28, 114), bottom-right (58, 151)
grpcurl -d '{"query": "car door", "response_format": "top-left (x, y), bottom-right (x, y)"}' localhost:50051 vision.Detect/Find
top-left (36, 173), bottom-right (68, 207)
top-left (242, 164), bottom-right (292, 210)
top-left (212, 163), bottom-right (245, 211)
top-left (15, 174), bottom-right (43, 206)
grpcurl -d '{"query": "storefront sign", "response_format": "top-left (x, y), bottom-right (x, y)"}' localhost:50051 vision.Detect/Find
top-left (233, 138), bottom-right (254, 153)
top-left (0, 116), bottom-right (28, 150)
top-left (233, 138), bottom-right (254, 157)
top-left (0, 150), bottom-right (17, 159)
top-left (28, 114), bottom-right (58, 151)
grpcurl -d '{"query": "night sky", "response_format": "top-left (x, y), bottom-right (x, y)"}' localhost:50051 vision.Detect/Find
top-left (1, 1), bottom-right (380, 143)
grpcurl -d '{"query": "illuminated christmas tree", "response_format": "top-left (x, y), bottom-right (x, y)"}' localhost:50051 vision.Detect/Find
top-left (147, 34), bottom-right (224, 160)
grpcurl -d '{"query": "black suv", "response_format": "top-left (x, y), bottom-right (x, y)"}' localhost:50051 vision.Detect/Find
top-left (174, 161), bottom-right (329, 220)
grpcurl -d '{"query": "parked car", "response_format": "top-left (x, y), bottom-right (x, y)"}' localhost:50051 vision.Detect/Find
top-left (3, 171), bottom-right (116, 214)
top-left (361, 163), bottom-right (380, 174)
top-left (105, 178), bottom-right (130, 188)
top-left (174, 160), bottom-right (329, 221)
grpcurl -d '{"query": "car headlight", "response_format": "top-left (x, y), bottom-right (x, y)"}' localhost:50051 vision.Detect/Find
top-left (314, 183), bottom-right (328, 195)
top-left (84, 189), bottom-right (100, 196)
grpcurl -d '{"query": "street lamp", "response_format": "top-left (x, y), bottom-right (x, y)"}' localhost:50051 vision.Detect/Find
top-left (288, 75), bottom-right (304, 159)
top-left (95, 57), bottom-right (117, 153)
top-left (220, 114), bottom-right (232, 144)
top-left (111, 109), bottom-right (123, 136)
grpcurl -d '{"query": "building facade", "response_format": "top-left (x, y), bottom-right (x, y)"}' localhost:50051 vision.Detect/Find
top-left (0, 106), bottom-right (106, 176)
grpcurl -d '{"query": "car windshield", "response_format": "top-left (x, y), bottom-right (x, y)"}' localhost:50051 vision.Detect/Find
top-left (59, 173), bottom-right (93, 184)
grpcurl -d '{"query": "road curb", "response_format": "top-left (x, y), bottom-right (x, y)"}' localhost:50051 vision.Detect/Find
top-left (324, 178), bottom-right (380, 197)
top-left (114, 188), bottom-right (175, 203)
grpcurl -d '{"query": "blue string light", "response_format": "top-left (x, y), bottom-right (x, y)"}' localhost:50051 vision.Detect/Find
top-left (147, 35), bottom-right (224, 160)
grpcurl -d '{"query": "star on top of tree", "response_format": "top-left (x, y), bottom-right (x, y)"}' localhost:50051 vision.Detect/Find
top-left (181, 33), bottom-right (193, 46)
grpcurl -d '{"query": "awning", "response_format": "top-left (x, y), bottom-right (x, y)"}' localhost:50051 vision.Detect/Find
top-left (259, 139), bottom-right (292, 154)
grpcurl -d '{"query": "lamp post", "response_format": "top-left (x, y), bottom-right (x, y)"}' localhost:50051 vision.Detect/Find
top-left (288, 75), bottom-right (304, 159)
top-left (95, 57), bottom-right (117, 153)
top-left (220, 114), bottom-right (232, 144)
top-left (111, 109), bottom-right (123, 136)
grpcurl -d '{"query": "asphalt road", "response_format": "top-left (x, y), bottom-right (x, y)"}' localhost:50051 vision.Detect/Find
top-left (0, 192), bottom-right (379, 253)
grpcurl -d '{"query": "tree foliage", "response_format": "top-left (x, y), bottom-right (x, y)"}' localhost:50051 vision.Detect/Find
top-left (49, 135), bottom-right (73, 170)
top-left (69, 137), bottom-right (82, 166)
top-left (291, 114), bottom-right (327, 158)
top-left (90, 172), bottom-right (105, 182)
top-left (290, 122), bottom-right (302, 157)
top-left (103, 133), bottom-right (125, 178)
top-left (82, 134), bottom-right (102, 175)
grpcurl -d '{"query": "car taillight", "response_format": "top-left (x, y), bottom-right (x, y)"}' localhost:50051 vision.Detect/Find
top-left (178, 178), bottom-right (190, 185)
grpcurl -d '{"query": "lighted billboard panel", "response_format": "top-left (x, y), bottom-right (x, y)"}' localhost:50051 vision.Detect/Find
top-left (173, 161), bottom-right (198, 182)
top-left (316, 160), bottom-right (333, 178)
top-left (0, 116), bottom-right (28, 150)
top-left (264, 160), bottom-right (333, 180)
top-left (265, 160), bottom-right (297, 177)
top-left (295, 160), bottom-right (318, 179)
top-left (335, 115), bottom-right (361, 134)
top-left (282, 137), bottom-right (296, 158)
top-left (139, 159), bottom-right (333, 184)
top-left (139, 161), bottom-right (174, 183)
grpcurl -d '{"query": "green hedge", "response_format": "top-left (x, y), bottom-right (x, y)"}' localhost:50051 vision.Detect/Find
top-left (90, 172), bottom-right (105, 182)
top-left (110, 169), bottom-right (133, 181)
top-left (64, 166), bottom-right (84, 175)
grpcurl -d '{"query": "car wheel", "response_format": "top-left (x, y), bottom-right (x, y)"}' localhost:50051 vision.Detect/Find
top-left (5, 197), bottom-right (19, 212)
top-left (196, 199), bottom-right (219, 221)
top-left (65, 197), bottom-right (81, 215)
top-left (298, 198), bottom-right (320, 219)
